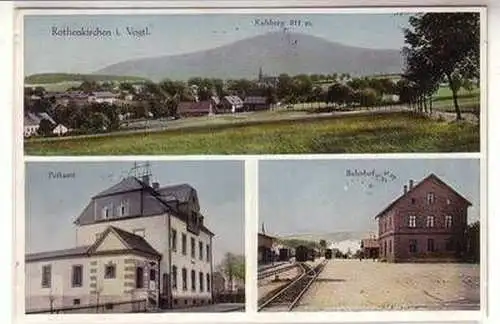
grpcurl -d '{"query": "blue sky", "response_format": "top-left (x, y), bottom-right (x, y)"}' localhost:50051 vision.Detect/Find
top-left (259, 159), bottom-right (480, 237)
top-left (24, 13), bottom-right (410, 75)
top-left (25, 161), bottom-right (244, 266)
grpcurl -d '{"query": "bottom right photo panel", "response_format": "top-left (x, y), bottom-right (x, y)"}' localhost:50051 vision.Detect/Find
top-left (257, 158), bottom-right (481, 312)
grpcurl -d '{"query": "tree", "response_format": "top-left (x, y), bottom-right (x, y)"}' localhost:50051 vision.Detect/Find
top-left (217, 253), bottom-right (245, 291)
top-left (38, 119), bottom-right (53, 136)
top-left (466, 221), bottom-right (480, 263)
top-left (359, 88), bottom-right (378, 107)
top-left (403, 13), bottom-right (480, 119)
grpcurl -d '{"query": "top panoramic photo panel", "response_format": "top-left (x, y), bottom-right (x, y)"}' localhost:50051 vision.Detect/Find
top-left (22, 10), bottom-right (483, 155)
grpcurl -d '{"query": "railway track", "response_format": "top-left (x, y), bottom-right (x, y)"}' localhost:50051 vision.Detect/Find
top-left (258, 260), bottom-right (327, 312)
top-left (258, 263), bottom-right (297, 280)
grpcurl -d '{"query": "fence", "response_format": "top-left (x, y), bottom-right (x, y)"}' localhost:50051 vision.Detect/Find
top-left (26, 299), bottom-right (147, 314)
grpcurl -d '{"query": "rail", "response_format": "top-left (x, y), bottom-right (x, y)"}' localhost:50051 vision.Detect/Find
top-left (258, 260), bottom-right (327, 312)
top-left (258, 263), bottom-right (297, 280)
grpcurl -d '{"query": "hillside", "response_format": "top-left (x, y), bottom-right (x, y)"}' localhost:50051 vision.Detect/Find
top-left (97, 32), bottom-right (403, 81)
top-left (24, 73), bottom-right (150, 84)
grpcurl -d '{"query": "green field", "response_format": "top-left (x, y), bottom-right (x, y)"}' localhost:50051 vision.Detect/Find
top-left (24, 112), bottom-right (479, 155)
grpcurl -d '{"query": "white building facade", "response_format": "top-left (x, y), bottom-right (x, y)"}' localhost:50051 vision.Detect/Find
top-left (25, 176), bottom-right (214, 313)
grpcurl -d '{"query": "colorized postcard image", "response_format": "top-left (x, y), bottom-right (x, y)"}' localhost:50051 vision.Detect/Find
top-left (21, 10), bottom-right (482, 155)
top-left (257, 159), bottom-right (480, 312)
top-left (24, 161), bottom-right (245, 313)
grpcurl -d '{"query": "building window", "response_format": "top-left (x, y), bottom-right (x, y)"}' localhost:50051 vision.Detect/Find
top-left (389, 240), bottom-right (392, 254)
top-left (411, 198), bottom-right (416, 204)
top-left (191, 237), bottom-right (196, 258)
top-left (427, 192), bottom-right (435, 204)
top-left (182, 234), bottom-right (187, 255)
top-left (206, 244), bottom-right (210, 262)
top-left (445, 215), bottom-right (453, 228)
top-left (72, 265), bottom-right (83, 287)
top-left (199, 241), bottom-right (203, 260)
top-left (136, 267), bottom-right (144, 288)
top-left (191, 270), bottom-right (196, 291)
top-left (171, 229), bottom-right (177, 252)
top-left (199, 272), bottom-right (204, 292)
top-left (172, 266), bottom-right (178, 290)
top-left (119, 200), bottom-right (129, 216)
top-left (427, 239), bottom-right (435, 252)
top-left (102, 206), bottom-right (110, 219)
top-left (426, 216), bottom-right (435, 228)
top-left (73, 299), bottom-right (80, 305)
top-left (409, 239), bottom-right (417, 253)
top-left (182, 268), bottom-right (187, 291)
top-left (408, 215), bottom-right (416, 228)
top-left (150, 268), bottom-right (156, 282)
top-left (41, 265), bottom-right (51, 288)
top-left (446, 198), bottom-right (451, 205)
top-left (104, 264), bottom-right (116, 279)
top-left (383, 241), bottom-right (387, 256)
top-left (133, 229), bottom-right (145, 238)
top-left (206, 273), bottom-right (210, 292)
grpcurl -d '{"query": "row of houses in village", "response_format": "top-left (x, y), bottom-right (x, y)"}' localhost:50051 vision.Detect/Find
top-left (177, 95), bottom-right (269, 118)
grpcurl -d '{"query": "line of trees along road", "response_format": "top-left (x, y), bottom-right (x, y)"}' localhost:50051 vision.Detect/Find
top-left (400, 12), bottom-right (480, 120)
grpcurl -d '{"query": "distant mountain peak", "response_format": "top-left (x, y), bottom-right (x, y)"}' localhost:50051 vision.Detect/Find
top-left (96, 32), bottom-right (403, 81)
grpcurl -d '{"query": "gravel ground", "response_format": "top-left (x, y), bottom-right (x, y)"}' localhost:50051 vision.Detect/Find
top-left (296, 259), bottom-right (480, 311)
top-left (258, 265), bottom-right (301, 300)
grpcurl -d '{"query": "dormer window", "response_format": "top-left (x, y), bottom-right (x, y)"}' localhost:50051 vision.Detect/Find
top-left (102, 206), bottom-right (110, 219)
top-left (119, 200), bottom-right (129, 217)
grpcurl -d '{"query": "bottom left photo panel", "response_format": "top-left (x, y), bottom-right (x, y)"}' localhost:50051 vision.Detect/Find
top-left (22, 160), bottom-right (245, 314)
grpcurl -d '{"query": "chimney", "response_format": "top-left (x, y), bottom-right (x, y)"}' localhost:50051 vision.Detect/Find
top-left (152, 182), bottom-right (159, 190)
top-left (142, 175), bottom-right (150, 186)
top-left (404, 185), bottom-right (408, 194)
top-left (409, 179), bottom-right (414, 190)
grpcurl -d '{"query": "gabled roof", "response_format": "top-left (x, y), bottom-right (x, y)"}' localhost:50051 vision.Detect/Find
top-left (92, 176), bottom-right (146, 198)
top-left (26, 226), bottom-right (161, 262)
top-left (224, 95), bottom-right (244, 106)
top-left (89, 226), bottom-right (161, 258)
top-left (374, 173), bottom-right (472, 219)
top-left (38, 112), bottom-right (56, 125)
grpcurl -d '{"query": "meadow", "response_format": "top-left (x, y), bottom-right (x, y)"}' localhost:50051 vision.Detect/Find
top-left (24, 112), bottom-right (479, 155)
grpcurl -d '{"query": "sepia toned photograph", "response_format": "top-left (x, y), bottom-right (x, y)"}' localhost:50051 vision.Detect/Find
top-left (24, 160), bottom-right (245, 313)
top-left (257, 159), bottom-right (480, 312)
top-left (21, 10), bottom-right (482, 155)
